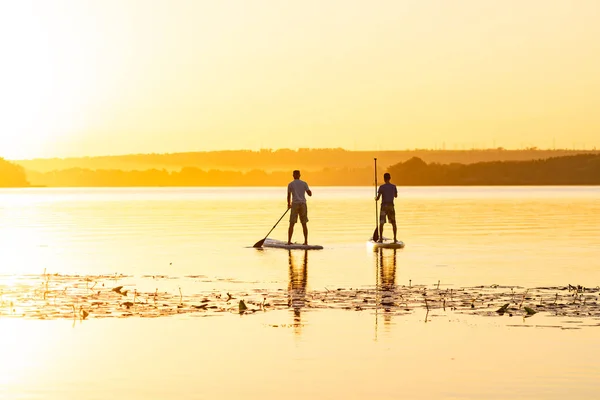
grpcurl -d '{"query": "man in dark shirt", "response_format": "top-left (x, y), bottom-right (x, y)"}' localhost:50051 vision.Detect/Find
top-left (375, 173), bottom-right (398, 243)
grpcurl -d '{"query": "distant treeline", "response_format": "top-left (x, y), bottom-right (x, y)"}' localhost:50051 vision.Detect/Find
top-left (23, 153), bottom-right (600, 187)
top-left (14, 148), bottom-right (600, 173)
top-left (389, 154), bottom-right (600, 185)
top-left (0, 158), bottom-right (29, 187)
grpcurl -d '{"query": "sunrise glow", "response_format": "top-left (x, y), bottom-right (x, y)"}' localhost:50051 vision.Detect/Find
top-left (1, 0), bottom-right (599, 160)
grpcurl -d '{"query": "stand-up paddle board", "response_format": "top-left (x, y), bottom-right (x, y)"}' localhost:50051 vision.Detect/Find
top-left (367, 238), bottom-right (405, 250)
top-left (262, 238), bottom-right (324, 250)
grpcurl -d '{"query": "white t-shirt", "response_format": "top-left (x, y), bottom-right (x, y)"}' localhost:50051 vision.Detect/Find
top-left (288, 179), bottom-right (310, 204)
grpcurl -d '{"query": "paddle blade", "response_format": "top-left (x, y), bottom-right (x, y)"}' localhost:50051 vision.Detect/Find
top-left (253, 238), bottom-right (266, 248)
top-left (372, 227), bottom-right (379, 242)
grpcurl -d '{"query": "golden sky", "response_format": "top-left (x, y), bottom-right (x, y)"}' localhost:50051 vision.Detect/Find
top-left (1, 0), bottom-right (599, 159)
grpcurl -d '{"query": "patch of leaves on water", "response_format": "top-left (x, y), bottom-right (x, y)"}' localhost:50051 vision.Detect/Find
top-left (1, 274), bottom-right (599, 325)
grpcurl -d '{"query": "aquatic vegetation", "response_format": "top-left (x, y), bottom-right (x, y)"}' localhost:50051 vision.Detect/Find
top-left (524, 306), bottom-right (537, 316)
top-left (239, 300), bottom-right (248, 313)
top-left (496, 303), bottom-right (510, 314)
top-left (0, 273), bottom-right (599, 325)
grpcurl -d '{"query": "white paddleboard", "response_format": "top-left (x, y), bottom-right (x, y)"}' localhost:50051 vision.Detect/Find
top-left (262, 238), bottom-right (324, 250)
top-left (367, 239), bottom-right (405, 249)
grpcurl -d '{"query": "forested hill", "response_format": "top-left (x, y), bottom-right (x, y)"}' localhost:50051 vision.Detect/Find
top-left (0, 158), bottom-right (29, 187)
top-left (388, 154), bottom-right (600, 185)
top-left (23, 153), bottom-right (600, 187)
top-left (14, 148), bottom-right (600, 173)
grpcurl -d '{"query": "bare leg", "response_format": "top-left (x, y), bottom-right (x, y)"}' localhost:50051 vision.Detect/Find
top-left (392, 222), bottom-right (397, 242)
top-left (378, 223), bottom-right (384, 242)
top-left (301, 223), bottom-right (308, 245)
top-left (288, 223), bottom-right (294, 244)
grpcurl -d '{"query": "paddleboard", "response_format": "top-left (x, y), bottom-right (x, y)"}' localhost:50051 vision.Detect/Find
top-left (262, 238), bottom-right (323, 250)
top-left (367, 239), bottom-right (405, 250)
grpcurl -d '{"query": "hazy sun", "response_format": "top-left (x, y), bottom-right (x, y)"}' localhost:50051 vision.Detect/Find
top-left (0, 2), bottom-right (118, 160)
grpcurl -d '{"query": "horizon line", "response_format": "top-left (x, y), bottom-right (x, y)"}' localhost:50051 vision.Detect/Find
top-left (7, 146), bottom-right (600, 162)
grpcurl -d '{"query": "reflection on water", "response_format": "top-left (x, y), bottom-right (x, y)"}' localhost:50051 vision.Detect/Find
top-left (288, 250), bottom-right (308, 335)
top-left (376, 248), bottom-right (397, 295)
top-left (375, 248), bottom-right (398, 335)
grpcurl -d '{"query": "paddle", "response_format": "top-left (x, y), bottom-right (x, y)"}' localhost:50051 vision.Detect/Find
top-left (372, 158), bottom-right (380, 242)
top-left (253, 208), bottom-right (290, 248)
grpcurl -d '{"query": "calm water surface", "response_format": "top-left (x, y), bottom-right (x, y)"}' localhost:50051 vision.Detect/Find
top-left (1, 186), bottom-right (599, 399)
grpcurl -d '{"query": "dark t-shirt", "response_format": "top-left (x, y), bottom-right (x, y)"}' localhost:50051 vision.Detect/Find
top-left (378, 183), bottom-right (397, 205)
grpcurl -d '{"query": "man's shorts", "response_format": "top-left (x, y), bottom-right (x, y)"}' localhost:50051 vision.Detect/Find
top-left (290, 202), bottom-right (308, 224)
top-left (380, 204), bottom-right (396, 224)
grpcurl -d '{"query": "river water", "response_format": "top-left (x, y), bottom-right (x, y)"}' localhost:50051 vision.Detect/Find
top-left (1, 186), bottom-right (599, 399)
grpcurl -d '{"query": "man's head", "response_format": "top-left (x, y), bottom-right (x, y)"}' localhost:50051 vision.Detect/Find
top-left (384, 173), bottom-right (391, 182)
top-left (293, 170), bottom-right (301, 179)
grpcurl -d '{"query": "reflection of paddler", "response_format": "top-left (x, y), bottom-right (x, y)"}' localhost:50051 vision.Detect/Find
top-left (375, 248), bottom-right (397, 327)
top-left (378, 248), bottom-right (397, 294)
top-left (288, 249), bottom-right (308, 334)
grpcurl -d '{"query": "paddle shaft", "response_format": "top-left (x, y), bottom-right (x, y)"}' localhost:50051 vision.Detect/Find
top-left (254, 208), bottom-right (289, 247)
top-left (373, 158), bottom-right (379, 241)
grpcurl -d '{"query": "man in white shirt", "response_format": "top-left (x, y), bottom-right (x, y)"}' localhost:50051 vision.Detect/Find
top-left (287, 170), bottom-right (312, 245)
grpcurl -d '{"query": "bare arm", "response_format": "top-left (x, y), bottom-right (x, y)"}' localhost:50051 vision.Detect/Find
top-left (307, 189), bottom-right (312, 196)
top-left (287, 190), bottom-right (291, 208)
